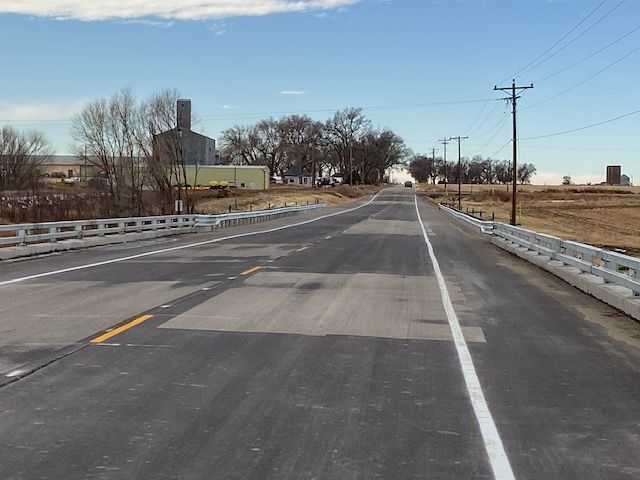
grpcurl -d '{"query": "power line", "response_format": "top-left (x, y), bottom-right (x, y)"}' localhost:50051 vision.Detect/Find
top-left (198, 98), bottom-right (495, 121)
top-left (520, 108), bottom-right (640, 140)
top-left (0, 98), bottom-right (495, 125)
top-left (517, 0), bottom-right (627, 78)
top-left (505, 0), bottom-right (609, 82)
top-left (523, 43), bottom-right (640, 111)
top-left (467, 100), bottom-right (502, 137)
top-left (464, 99), bottom-right (491, 135)
top-left (476, 114), bottom-right (510, 151)
top-left (487, 140), bottom-right (512, 159)
top-left (534, 22), bottom-right (640, 83)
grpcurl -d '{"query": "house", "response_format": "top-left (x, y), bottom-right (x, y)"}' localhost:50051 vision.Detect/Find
top-left (621, 174), bottom-right (631, 186)
top-left (38, 155), bottom-right (100, 179)
top-left (153, 99), bottom-right (216, 166)
top-left (283, 165), bottom-right (313, 186)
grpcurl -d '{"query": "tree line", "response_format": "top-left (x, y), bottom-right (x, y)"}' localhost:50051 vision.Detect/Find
top-left (1, 87), bottom-right (539, 220)
top-left (408, 154), bottom-right (537, 185)
top-left (219, 107), bottom-right (410, 185)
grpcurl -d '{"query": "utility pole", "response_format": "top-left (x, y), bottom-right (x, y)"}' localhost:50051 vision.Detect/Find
top-left (438, 138), bottom-right (449, 191)
top-left (431, 147), bottom-right (437, 185)
top-left (448, 136), bottom-right (468, 210)
top-left (494, 79), bottom-right (534, 226)
top-left (349, 143), bottom-right (353, 186)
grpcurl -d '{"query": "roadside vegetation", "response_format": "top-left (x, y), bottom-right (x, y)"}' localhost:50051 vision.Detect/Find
top-left (419, 184), bottom-right (640, 256)
top-left (0, 88), bottom-right (407, 224)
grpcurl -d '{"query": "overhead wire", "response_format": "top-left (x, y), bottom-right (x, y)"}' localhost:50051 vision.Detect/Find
top-left (522, 43), bottom-right (640, 111)
top-left (487, 139), bottom-right (512, 159)
top-left (520, 108), bottom-right (640, 140)
top-left (517, 0), bottom-right (627, 78)
top-left (475, 114), bottom-right (510, 153)
top-left (504, 0), bottom-right (609, 82)
top-left (534, 22), bottom-right (640, 83)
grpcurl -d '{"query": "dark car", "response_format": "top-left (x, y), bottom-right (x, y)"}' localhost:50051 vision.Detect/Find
top-left (404, 181), bottom-right (413, 188)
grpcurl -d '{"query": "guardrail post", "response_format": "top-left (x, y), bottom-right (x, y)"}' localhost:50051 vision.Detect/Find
top-left (18, 228), bottom-right (26, 246)
top-left (75, 225), bottom-right (83, 239)
top-left (49, 227), bottom-right (57, 243)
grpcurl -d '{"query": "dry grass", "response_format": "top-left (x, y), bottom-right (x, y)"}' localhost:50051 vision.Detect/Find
top-left (418, 184), bottom-right (640, 257)
top-left (195, 185), bottom-right (382, 214)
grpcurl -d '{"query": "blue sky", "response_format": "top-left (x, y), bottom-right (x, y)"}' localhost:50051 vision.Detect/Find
top-left (0, 0), bottom-right (638, 184)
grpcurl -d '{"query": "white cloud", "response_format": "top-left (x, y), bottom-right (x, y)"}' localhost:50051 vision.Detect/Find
top-left (0, 1), bottom-right (359, 21)
top-left (0, 100), bottom-right (85, 122)
top-left (221, 105), bottom-right (240, 109)
top-left (280, 90), bottom-right (307, 95)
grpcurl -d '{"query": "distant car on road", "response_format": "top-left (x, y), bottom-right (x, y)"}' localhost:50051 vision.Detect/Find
top-left (404, 181), bottom-right (413, 188)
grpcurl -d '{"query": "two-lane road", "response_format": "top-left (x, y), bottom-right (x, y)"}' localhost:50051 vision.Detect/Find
top-left (1, 188), bottom-right (639, 479)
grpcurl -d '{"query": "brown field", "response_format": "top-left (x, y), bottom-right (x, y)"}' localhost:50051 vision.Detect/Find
top-left (194, 184), bottom-right (382, 215)
top-left (418, 184), bottom-right (640, 257)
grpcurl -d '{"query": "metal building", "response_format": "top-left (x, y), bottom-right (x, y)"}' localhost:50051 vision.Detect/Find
top-left (606, 165), bottom-right (621, 185)
top-left (153, 99), bottom-right (216, 166)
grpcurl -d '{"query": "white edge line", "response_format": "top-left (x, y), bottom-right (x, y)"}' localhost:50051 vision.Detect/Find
top-left (0, 193), bottom-right (382, 287)
top-left (414, 194), bottom-right (515, 480)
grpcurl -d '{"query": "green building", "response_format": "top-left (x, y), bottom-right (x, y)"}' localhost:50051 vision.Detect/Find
top-left (185, 165), bottom-right (270, 190)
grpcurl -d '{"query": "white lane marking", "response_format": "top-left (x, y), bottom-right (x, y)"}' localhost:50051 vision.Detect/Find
top-left (414, 194), bottom-right (515, 480)
top-left (0, 193), bottom-right (382, 287)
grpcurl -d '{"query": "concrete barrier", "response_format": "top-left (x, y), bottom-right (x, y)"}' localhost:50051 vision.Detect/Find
top-left (438, 203), bottom-right (640, 321)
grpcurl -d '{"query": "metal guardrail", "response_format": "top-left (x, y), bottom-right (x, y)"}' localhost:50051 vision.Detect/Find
top-left (439, 203), bottom-right (640, 296)
top-left (196, 204), bottom-right (325, 229)
top-left (493, 223), bottom-right (640, 296)
top-left (0, 215), bottom-right (196, 247)
top-left (0, 204), bottom-right (326, 248)
top-left (438, 204), bottom-right (495, 234)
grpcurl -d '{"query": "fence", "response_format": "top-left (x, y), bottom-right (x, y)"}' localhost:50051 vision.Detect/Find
top-left (439, 203), bottom-right (640, 297)
top-left (0, 204), bottom-right (326, 248)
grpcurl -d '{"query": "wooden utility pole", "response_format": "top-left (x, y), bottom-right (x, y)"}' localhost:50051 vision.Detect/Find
top-left (494, 79), bottom-right (533, 225)
top-left (438, 138), bottom-right (449, 191)
top-left (448, 136), bottom-right (468, 210)
top-left (431, 147), bottom-right (437, 184)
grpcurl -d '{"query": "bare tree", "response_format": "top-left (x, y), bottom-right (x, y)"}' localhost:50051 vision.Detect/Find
top-left (0, 126), bottom-right (53, 192)
top-left (517, 162), bottom-right (537, 184)
top-left (324, 108), bottom-right (371, 183)
top-left (218, 125), bottom-right (260, 166)
top-left (280, 115), bottom-right (323, 180)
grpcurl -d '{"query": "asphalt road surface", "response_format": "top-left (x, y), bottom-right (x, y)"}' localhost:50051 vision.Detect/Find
top-left (1, 188), bottom-right (640, 479)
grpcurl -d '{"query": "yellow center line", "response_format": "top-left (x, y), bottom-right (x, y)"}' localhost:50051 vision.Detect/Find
top-left (325, 235), bottom-right (332, 240)
top-left (90, 314), bottom-right (154, 344)
top-left (240, 266), bottom-right (262, 276)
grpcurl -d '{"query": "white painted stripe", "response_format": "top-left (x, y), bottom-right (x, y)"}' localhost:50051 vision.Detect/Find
top-left (414, 194), bottom-right (515, 480)
top-left (0, 193), bottom-right (381, 287)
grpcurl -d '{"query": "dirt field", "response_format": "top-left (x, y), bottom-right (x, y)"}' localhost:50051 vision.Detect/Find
top-left (195, 184), bottom-right (382, 215)
top-left (418, 184), bottom-right (640, 257)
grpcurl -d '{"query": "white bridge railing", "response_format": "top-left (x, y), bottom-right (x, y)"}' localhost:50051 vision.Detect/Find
top-left (0, 204), bottom-right (326, 248)
top-left (439, 203), bottom-right (640, 297)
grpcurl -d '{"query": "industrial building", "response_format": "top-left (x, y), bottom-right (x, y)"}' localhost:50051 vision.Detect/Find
top-left (185, 165), bottom-right (270, 190)
top-left (606, 165), bottom-right (621, 185)
top-left (153, 99), bottom-right (216, 167)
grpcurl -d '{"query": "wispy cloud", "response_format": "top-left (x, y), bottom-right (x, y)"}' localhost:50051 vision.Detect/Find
top-left (221, 105), bottom-right (240, 109)
top-left (207, 22), bottom-right (228, 35)
top-left (280, 90), bottom-right (307, 96)
top-left (0, 1), bottom-right (360, 22)
top-left (0, 100), bottom-right (85, 122)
